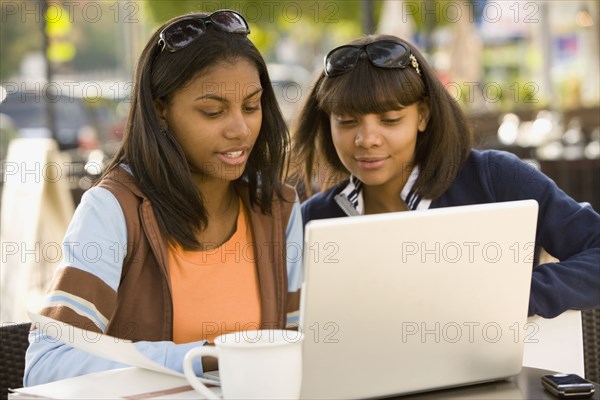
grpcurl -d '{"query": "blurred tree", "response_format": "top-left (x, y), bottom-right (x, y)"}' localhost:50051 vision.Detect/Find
top-left (407, 0), bottom-right (475, 30)
top-left (0, 7), bottom-right (42, 80)
top-left (0, 0), bottom-right (396, 80)
top-left (0, 2), bottom-right (123, 80)
top-left (71, 10), bottom-right (120, 72)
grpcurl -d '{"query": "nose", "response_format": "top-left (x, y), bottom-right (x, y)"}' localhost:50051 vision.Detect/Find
top-left (354, 119), bottom-right (382, 148)
top-left (223, 110), bottom-right (252, 140)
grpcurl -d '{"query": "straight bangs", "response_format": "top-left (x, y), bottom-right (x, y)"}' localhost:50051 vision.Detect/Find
top-left (317, 60), bottom-right (426, 115)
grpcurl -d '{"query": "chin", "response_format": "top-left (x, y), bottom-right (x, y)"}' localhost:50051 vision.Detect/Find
top-left (194, 166), bottom-right (246, 183)
top-left (354, 173), bottom-right (389, 187)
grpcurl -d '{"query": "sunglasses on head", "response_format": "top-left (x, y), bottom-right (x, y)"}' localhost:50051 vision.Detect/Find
top-left (324, 40), bottom-right (421, 77)
top-left (158, 10), bottom-right (250, 53)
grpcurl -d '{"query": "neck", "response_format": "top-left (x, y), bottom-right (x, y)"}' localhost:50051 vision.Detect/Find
top-left (363, 185), bottom-right (408, 214)
top-left (192, 178), bottom-right (240, 250)
top-left (194, 178), bottom-right (237, 217)
top-left (361, 171), bottom-right (411, 214)
top-left (360, 162), bottom-right (415, 214)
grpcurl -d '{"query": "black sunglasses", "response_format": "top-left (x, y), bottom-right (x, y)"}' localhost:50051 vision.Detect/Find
top-left (158, 10), bottom-right (250, 53)
top-left (324, 40), bottom-right (421, 77)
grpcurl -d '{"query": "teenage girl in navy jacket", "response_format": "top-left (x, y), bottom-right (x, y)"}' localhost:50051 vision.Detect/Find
top-left (293, 34), bottom-right (600, 319)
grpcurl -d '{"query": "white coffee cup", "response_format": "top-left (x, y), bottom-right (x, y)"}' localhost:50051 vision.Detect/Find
top-left (183, 329), bottom-right (304, 399)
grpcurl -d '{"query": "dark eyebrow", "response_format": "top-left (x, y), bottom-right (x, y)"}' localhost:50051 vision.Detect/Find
top-left (194, 87), bottom-right (263, 103)
top-left (244, 87), bottom-right (263, 99)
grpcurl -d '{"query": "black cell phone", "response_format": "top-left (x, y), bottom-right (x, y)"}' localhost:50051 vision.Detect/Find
top-left (541, 373), bottom-right (596, 398)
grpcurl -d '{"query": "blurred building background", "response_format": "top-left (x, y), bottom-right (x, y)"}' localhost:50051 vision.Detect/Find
top-left (0, 1), bottom-right (599, 321)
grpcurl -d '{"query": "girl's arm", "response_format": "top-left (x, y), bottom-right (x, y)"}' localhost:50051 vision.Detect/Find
top-left (489, 151), bottom-right (600, 318)
top-left (24, 188), bottom-right (203, 385)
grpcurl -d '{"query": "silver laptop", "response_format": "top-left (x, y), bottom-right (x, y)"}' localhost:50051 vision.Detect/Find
top-left (299, 200), bottom-right (539, 399)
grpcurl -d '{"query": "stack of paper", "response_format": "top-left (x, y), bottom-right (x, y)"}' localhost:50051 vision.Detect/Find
top-left (10, 313), bottom-right (220, 399)
top-left (10, 367), bottom-right (203, 399)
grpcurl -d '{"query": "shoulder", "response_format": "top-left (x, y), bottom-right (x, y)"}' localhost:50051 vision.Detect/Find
top-left (278, 183), bottom-right (298, 204)
top-left (274, 183), bottom-right (300, 221)
top-left (465, 149), bottom-right (526, 166)
top-left (78, 186), bottom-right (122, 215)
top-left (96, 166), bottom-right (146, 213)
top-left (93, 167), bottom-right (149, 242)
top-left (66, 186), bottom-right (128, 257)
top-left (460, 149), bottom-right (541, 182)
top-left (301, 180), bottom-right (348, 223)
top-left (75, 185), bottom-right (128, 229)
top-left (97, 165), bottom-right (145, 199)
top-left (236, 181), bottom-right (298, 223)
top-left (457, 149), bottom-right (559, 200)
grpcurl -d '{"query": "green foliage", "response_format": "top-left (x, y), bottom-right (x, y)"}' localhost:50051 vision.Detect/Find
top-left (408, 0), bottom-right (472, 30)
top-left (144, 0), bottom-right (367, 26)
top-left (0, 14), bottom-right (42, 80)
top-left (0, 0), bottom-right (386, 80)
top-left (143, 0), bottom-right (381, 59)
top-left (70, 11), bottom-right (120, 72)
top-left (0, 2), bottom-right (123, 79)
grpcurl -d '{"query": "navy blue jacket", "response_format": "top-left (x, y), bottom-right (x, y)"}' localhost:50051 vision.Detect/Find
top-left (301, 150), bottom-right (600, 318)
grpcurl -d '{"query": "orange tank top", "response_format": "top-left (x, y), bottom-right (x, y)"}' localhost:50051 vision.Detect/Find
top-left (169, 201), bottom-right (261, 343)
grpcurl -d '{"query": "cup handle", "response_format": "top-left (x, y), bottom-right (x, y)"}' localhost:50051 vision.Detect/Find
top-left (183, 346), bottom-right (221, 400)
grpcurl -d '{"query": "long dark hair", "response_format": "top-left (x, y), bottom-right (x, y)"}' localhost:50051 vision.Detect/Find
top-left (293, 34), bottom-right (472, 199)
top-left (101, 12), bottom-right (289, 250)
